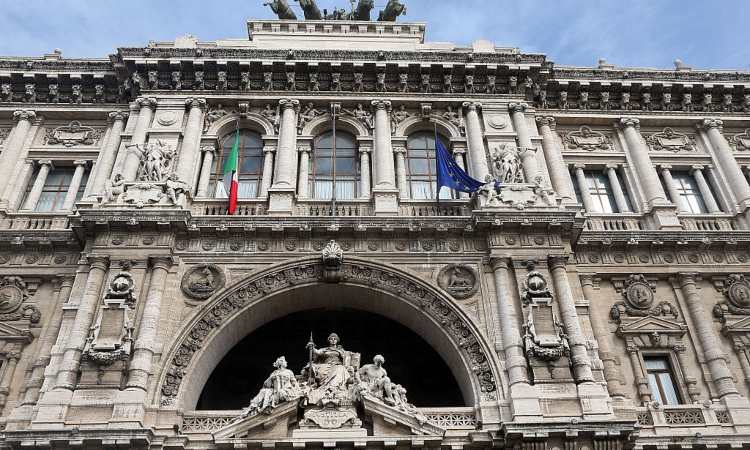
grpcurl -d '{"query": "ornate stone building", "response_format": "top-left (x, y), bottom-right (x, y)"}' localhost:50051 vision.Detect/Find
top-left (0, 9), bottom-right (750, 450)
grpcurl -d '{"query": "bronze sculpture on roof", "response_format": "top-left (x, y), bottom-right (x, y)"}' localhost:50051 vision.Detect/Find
top-left (265, 0), bottom-right (405, 21)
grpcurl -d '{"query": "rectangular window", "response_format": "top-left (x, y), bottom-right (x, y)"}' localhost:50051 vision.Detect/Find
top-left (27, 167), bottom-right (88, 212)
top-left (671, 172), bottom-right (707, 214)
top-left (573, 170), bottom-right (620, 213)
top-left (644, 356), bottom-right (682, 405)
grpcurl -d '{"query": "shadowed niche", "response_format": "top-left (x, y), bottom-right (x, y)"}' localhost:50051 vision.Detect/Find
top-left (196, 308), bottom-right (465, 410)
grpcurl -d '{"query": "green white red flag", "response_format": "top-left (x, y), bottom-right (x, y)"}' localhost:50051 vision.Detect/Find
top-left (222, 127), bottom-right (240, 214)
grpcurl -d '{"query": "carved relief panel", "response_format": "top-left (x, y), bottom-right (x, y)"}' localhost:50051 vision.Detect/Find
top-left (560, 126), bottom-right (615, 152)
top-left (40, 121), bottom-right (104, 147)
top-left (729, 129), bottom-right (750, 152)
top-left (644, 127), bottom-right (698, 153)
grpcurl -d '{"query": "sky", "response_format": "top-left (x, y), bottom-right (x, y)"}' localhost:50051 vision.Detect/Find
top-left (0, 0), bottom-right (749, 70)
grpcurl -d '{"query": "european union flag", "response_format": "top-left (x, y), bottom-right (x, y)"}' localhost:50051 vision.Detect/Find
top-left (435, 138), bottom-right (484, 194)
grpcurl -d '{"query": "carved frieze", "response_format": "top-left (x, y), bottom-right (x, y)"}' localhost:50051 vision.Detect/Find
top-left (561, 126), bottom-right (614, 152)
top-left (43, 121), bottom-right (103, 147)
top-left (729, 129), bottom-right (750, 152)
top-left (437, 264), bottom-right (478, 299)
top-left (645, 128), bottom-right (697, 153)
top-left (181, 264), bottom-right (225, 300)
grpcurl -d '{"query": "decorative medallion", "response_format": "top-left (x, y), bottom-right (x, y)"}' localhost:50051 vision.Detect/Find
top-left (521, 268), bottom-right (552, 304)
top-left (107, 271), bottom-right (136, 303)
top-left (257, 241), bottom-right (269, 251)
top-left (0, 279), bottom-right (25, 314)
top-left (421, 240), bottom-right (435, 252)
top-left (486, 116), bottom-right (507, 129)
top-left (724, 274), bottom-right (750, 309)
top-left (230, 240), bottom-right (244, 251)
top-left (562, 126), bottom-right (613, 151)
top-left (367, 241), bottom-right (379, 251)
top-left (202, 240), bottom-right (216, 251)
top-left (25, 254), bottom-right (39, 264)
top-left (437, 265), bottom-right (479, 299)
top-left (53, 255), bottom-right (67, 264)
top-left (623, 274), bottom-right (655, 310)
top-left (395, 241), bottom-right (408, 251)
top-left (0, 276), bottom-right (40, 323)
top-left (157, 111), bottom-right (178, 126)
top-left (285, 239), bottom-right (298, 251)
top-left (44, 121), bottom-right (102, 147)
top-left (175, 240), bottom-right (188, 251)
top-left (181, 264), bottom-right (225, 300)
top-left (313, 241), bottom-right (325, 251)
top-left (645, 127), bottom-right (696, 153)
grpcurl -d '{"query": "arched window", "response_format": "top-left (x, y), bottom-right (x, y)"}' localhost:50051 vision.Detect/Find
top-left (406, 131), bottom-right (454, 200)
top-left (310, 131), bottom-right (359, 200)
top-left (212, 130), bottom-right (264, 198)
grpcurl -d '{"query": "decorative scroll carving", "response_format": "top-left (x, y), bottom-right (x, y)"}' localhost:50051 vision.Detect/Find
top-left (160, 259), bottom-right (497, 406)
top-left (437, 264), bottom-right (478, 299)
top-left (561, 126), bottom-right (613, 152)
top-left (729, 129), bottom-right (750, 152)
top-left (0, 277), bottom-right (39, 324)
top-left (44, 121), bottom-right (102, 147)
top-left (645, 128), bottom-right (696, 153)
top-left (182, 264), bottom-right (225, 300)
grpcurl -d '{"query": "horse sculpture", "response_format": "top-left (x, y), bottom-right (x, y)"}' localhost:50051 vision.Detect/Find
top-left (264, 0), bottom-right (297, 20)
top-left (353, 0), bottom-right (375, 21)
top-left (295, 0), bottom-right (322, 20)
top-left (378, 0), bottom-right (406, 21)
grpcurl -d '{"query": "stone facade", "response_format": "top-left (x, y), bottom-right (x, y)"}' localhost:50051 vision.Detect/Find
top-left (0, 15), bottom-right (748, 450)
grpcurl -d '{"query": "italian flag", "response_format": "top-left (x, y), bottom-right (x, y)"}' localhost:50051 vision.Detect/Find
top-left (222, 128), bottom-right (240, 215)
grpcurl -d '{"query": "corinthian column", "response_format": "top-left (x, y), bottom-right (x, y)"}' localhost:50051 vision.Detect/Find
top-left (175, 97), bottom-right (206, 190)
top-left (127, 257), bottom-right (173, 390)
top-left (271, 99), bottom-right (299, 188)
top-left (702, 119), bottom-right (750, 210)
top-left (122, 97), bottom-right (157, 181)
top-left (371, 100), bottom-right (396, 189)
top-left (0, 110), bottom-right (36, 204)
top-left (580, 275), bottom-right (626, 398)
top-left (677, 273), bottom-right (739, 398)
top-left (618, 118), bottom-right (668, 208)
top-left (56, 256), bottom-right (109, 389)
top-left (89, 111), bottom-right (128, 198)
top-left (537, 116), bottom-right (575, 201)
top-left (549, 257), bottom-right (595, 383)
top-left (462, 102), bottom-right (490, 181)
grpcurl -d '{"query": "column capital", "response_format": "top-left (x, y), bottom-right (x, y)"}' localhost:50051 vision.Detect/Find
top-left (604, 163), bottom-right (621, 170)
top-left (129, 102), bottom-right (140, 113)
top-left (462, 101), bottom-right (482, 112)
top-left (297, 144), bottom-right (312, 154)
top-left (185, 97), bottom-right (207, 110)
top-left (659, 164), bottom-right (673, 171)
top-left (371, 100), bottom-right (392, 111)
top-left (13, 110), bottom-right (36, 122)
top-left (392, 146), bottom-right (407, 155)
top-left (690, 164), bottom-right (706, 174)
top-left (136, 97), bottom-right (158, 110)
top-left (507, 102), bottom-right (527, 113)
top-left (149, 256), bottom-right (175, 270)
top-left (573, 162), bottom-right (587, 170)
top-left (200, 143), bottom-right (218, 154)
top-left (358, 145), bottom-right (373, 154)
top-left (37, 159), bottom-right (53, 168)
top-left (279, 98), bottom-right (300, 110)
top-left (618, 117), bottom-right (640, 129)
top-left (702, 118), bottom-right (724, 131)
top-left (55, 275), bottom-right (76, 289)
top-left (579, 274), bottom-right (600, 289)
top-left (548, 255), bottom-right (569, 270)
top-left (535, 116), bottom-right (556, 129)
top-left (489, 257), bottom-right (512, 271)
top-left (87, 255), bottom-right (110, 271)
top-left (677, 272), bottom-right (698, 286)
top-left (72, 160), bottom-right (88, 168)
top-left (263, 145), bottom-right (277, 154)
top-left (108, 111), bottom-right (129, 123)
top-left (452, 147), bottom-right (467, 155)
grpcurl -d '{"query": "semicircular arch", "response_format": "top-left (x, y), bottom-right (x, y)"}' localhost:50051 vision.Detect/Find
top-left (210, 113), bottom-right (276, 137)
top-left (396, 115), bottom-right (462, 139)
top-left (304, 115), bottom-right (370, 137)
top-left (157, 257), bottom-right (503, 411)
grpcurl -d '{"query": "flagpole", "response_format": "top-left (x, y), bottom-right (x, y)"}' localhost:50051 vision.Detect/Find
top-left (434, 122), bottom-right (441, 206)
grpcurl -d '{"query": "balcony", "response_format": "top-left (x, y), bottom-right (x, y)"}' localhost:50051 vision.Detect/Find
top-left (584, 213), bottom-right (644, 231)
top-left (679, 214), bottom-right (738, 231)
top-left (0, 212), bottom-right (70, 230)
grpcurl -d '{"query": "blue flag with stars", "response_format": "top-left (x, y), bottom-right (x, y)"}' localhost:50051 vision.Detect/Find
top-left (435, 138), bottom-right (484, 194)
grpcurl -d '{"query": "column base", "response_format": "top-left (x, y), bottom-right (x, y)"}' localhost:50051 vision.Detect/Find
top-left (645, 204), bottom-right (682, 230)
top-left (508, 382), bottom-right (542, 420)
top-left (267, 187), bottom-right (296, 216)
top-left (578, 381), bottom-right (614, 419)
top-left (108, 388), bottom-right (147, 427)
top-left (372, 188), bottom-right (399, 216)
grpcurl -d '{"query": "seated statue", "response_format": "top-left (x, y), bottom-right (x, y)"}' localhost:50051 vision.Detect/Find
top-left (305, 333), bottom-right (354, 393)
top-left (241, 356), bottom-right (301, 417)
top-left (358, 354), bottom-right (396, 404)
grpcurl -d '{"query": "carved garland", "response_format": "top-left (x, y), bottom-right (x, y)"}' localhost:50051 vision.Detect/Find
top-left (160, 260), bottom-right (497, 406)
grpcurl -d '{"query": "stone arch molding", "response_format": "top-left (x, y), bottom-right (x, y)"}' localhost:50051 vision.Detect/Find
top-left (395, 115), bottom-right (462, 139)
top-left (209, 113), bottom-right (276, 137)
top-left (158, 257), bottom-right (502, 409)
top-left (303, 114), bottom-right (371, 137)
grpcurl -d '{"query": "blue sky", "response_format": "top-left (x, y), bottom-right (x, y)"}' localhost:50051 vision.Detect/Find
top-left (1, 0), bottom-right (749, 69)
